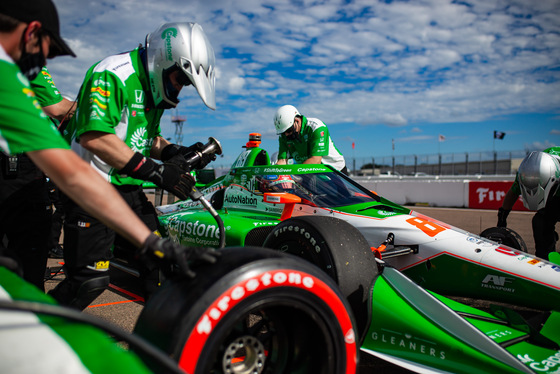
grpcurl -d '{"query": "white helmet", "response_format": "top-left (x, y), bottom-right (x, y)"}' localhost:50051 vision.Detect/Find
top-left (274, 105), bottom-right (300, 134)
top-left (146, 22), bottom-right (216, 110)
top-left (518, 151), bottom-right (560, 211)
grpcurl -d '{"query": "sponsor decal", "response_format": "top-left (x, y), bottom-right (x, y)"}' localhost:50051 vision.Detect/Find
top-left (135, 90), bottom-right (144, 103)
top-left (273, 224), bottom-right (322, 253)
top-left (161, 27), bottom-right (178, 61)
top-left (517, 351), bottom-right (560, 372)
top-left (91, 86), bottom-right (110, 97)
top-left (266, 195), bottom-right (281, 203)
top-left (87, 261), bottom-right (109, 271)
top-left (252, 222), bottom-right (277, 227)
top-left (296, 167), bottom-right (327, 172)
top-left (78, 221), bottom-right (91, 228)
top-left (112, 61), bottom-right (131, 71)
top-left (93, 78), bottom-right (111, 87)
top-left (94, 261), bottom-right (109, 270)
top-left (371, 329), bottom-right (446, 360)
top-left (263, 167), bottom-right (292, 174)
top-left (91, 98), bottom-right (107, 110)
top-left (378, 210), bottom-right (397, 216)
top-left (481, 274), bottom-right (515, 293)
top-left (195, 270), bottom-right (316, 336)
top-left (495, 247), bottom-right (522, 256)
top-left (552, 265), bottom-right (560, 273)
top-left (345, 329), bottom-right (355, 344)
top-left (224, 194), bottom-right (258, 206)
top-left (169, 218), bottom-right (226, 239)
top-left (130, 128), bottom-right (149, 152)
top-left (132, 110), bottom-right (137, 117)
top-left (466, 236), bottom-right (493, 246)
top-left (528, 259), bottom-right (541, 265)
top-left (487, 329), bottom-right (513, 340)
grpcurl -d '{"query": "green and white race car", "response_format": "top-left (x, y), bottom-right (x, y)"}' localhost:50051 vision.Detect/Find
top-left (139, 134), bottom-right (560, 373)
top-left (2, 135), bottom-right (559, 374)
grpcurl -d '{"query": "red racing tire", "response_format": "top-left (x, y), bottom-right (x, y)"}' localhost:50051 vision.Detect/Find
top-left (134, 247), bottom-right (357, 374)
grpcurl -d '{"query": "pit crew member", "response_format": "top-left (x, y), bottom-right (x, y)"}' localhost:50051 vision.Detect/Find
top-left (0, 3), bottom-right (217, 305)
top-left (51, 22), bottom-right (218, 308)
top-left (273, 104), bottom-right (348, 175)
top-left (498, 148), bottom-right (560, 260)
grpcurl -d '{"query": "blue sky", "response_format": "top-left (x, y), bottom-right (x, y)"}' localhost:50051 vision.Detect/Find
top-left (49, 0), bottom-right (559, 169)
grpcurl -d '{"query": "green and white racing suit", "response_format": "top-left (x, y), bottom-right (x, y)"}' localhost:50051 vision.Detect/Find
top-left (64, 48), bottom-right (164, 186)
top-left (278, 115), bottom-right (346, 171)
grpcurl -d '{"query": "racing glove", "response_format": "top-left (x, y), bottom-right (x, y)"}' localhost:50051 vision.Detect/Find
top-left (119, 152), bottom-right (195, 200)
top-left (497, 207), bottom-right (510, 228)
top-left (161, 142), bottom-right (216, 170)
top-left (138, 233), bottom-right (220, 278)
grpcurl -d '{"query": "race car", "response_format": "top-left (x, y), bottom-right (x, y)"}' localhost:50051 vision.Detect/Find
top-left (132, 134), bottom-right (560, 373)
top-left (155, 134), bottom-right (560, 312)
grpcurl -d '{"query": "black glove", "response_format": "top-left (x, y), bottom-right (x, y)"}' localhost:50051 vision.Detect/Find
top-left (161, 142), bottom-right (216, 170)
top-left (138, 233), bottom-right (220, 278)
top-left (497, 207), bottom-right (510, 228)
top-left (119, 152), bottom-right (195, 200)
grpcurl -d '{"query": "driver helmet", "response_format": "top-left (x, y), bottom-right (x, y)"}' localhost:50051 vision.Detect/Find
top-left (274, 105), bottom-right (301, 134)
top-left (517, 151), bottom-right (560, 211)
top-left (146, 22), bottom-right (216, 110)
top-left (259, 175), bottom-right (295, 193)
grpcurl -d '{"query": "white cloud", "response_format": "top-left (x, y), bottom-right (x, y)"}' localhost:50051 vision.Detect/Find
top-left (47, 0), bottom-right (559, 158)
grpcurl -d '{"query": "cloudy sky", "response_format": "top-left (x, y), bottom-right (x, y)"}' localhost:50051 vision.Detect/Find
top-left (49, 0), bottom-right (559, 168)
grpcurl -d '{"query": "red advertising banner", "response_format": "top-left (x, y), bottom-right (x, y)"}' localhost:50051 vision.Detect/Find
top-left (468, 181), bottom-right (528, 211)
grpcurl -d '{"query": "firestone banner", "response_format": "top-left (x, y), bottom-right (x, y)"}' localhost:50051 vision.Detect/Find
top-left (468, 181), bottom-right (528, 211)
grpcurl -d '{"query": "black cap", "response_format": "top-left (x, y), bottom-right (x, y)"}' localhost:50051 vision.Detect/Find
top-left (0, 0), bottom-right (76, 58)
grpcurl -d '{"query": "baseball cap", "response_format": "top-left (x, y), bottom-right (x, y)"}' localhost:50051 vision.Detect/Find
top-left (0, 0), bottom-right (76, 58)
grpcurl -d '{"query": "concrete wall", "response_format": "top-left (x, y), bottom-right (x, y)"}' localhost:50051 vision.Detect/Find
top-left (353, 175), bottom-right (524, 210)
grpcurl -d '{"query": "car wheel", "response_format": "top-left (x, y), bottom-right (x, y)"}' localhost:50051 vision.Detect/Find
top-left (480, 227), bottom-right (528, 252)
top-left (134, 247), bottom-right (357, 374)
top-left (262, 216), bottom-right (378, 339)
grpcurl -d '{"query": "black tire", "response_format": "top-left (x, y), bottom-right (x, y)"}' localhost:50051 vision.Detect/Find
top-left (134, 247), bottom-right (357, 374)
top-left (480, 227), bottom-right (528, 252)
top-left (262, 216), bottom-right (378, 339)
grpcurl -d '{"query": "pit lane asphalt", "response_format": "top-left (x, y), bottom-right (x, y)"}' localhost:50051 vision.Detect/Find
top-left (44, 206), bottom-right (539, 373)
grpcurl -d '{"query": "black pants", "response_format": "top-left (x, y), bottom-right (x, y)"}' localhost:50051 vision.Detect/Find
top-left (61, 185), bottom-right (159, 292)
top-left (46, 179), bottom-right (65, 249)
top-left (0, 154), bottom-right (51, 291)
top-left (533, 193), bottom-right (560, 260)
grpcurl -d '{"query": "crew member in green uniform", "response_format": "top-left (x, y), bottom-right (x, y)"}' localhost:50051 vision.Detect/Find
top-left (498, 147), bottom-right (560, 260)
top-left (51, 22), bottom-right (218, 308)
top-left (0, 2), bottom-right (217, 299)
top-left (0, 63), bottom-right (74, 290)
top-left (273, 104), bottom-right (348, 175)
top-left (31, 66), bottom-right (75, 259)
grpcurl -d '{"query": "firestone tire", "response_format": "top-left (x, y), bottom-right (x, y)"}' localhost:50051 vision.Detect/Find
top-left (134, 247), bottom-right (357, 374)
top-left (480, 227), bottom-right (528, 252)
top-left (262, 216), bottom-right (378, 339)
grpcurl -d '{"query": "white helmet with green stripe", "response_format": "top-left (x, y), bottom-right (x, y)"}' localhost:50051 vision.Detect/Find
top-left (146, 22), bottom-right (216, 110)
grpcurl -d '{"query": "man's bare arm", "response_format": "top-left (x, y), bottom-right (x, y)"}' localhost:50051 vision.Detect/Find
top-left (41, 98), bottom-right (76, 122)
top-left (28, 148), bottom-right (151, 247)
top-left (303, 156), bottom-right (322, 164)
top-left (79, 131), bottom-right (136, 170)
